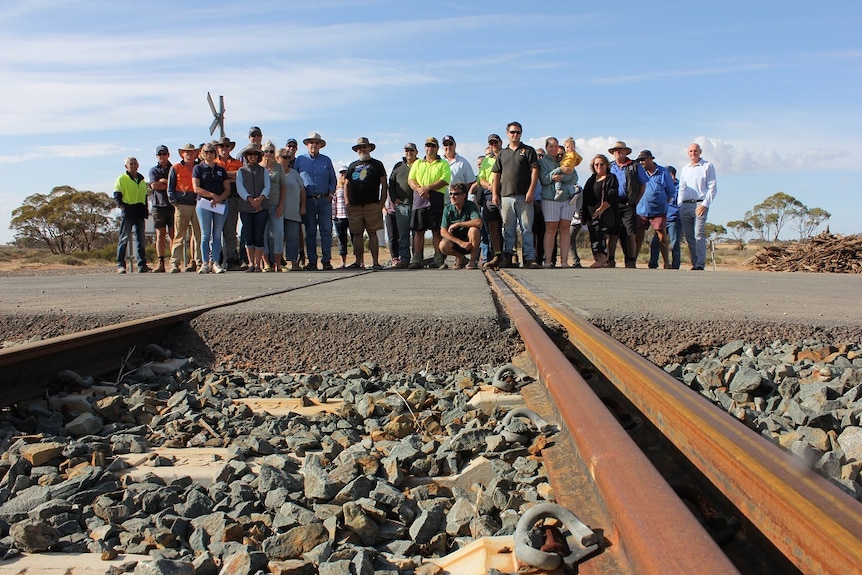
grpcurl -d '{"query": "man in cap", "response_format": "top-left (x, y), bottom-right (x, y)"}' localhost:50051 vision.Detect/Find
top-left (148, 145), bottom-right (175, 272)
top-left (476, 135), bottom-right (504, 268)
top-left (114, 156), bottom-right (150, 273)
top-left (167, 143), bottom-right (202, 272)
top-left (294, 132), bottom-right (337, 270)
top-left (214, 136), bottom-right (243, 270)
top-left (344, 137), bottom-right (388, 270)
top-left (608, 140), bottom-right (648, 268)
top-left (650, 165), bottom-right (681, 269)
top-left (284, 138), bottom-right (298, 168)
top-left (634, 150), bottom-right (676, 268)
top-left (407, 137), bottom-right (451, 269)
top-left (442, 135), bottom-right (476, 200)
top-left (678, 143), bottom-right (717, 270)
top-left (492, 121), bottom-right (540, 268)
top-left (388, 142), bottom-right (418, 268)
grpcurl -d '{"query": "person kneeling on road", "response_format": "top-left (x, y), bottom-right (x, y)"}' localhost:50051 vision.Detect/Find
top-left (439, 183), bottom-right (482, 269)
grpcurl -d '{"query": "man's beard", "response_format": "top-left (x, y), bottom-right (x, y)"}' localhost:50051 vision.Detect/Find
top-left (358, 152), bottom-right (371, 161)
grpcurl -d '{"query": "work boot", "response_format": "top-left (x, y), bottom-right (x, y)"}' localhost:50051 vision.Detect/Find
top-left (153, 258), bottom-right (166, 273)
top-left (185, 261), bottom-right (197, 272)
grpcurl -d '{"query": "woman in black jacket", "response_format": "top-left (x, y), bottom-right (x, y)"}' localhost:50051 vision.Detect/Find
top-left (580, 154), bottom-right (619, 268)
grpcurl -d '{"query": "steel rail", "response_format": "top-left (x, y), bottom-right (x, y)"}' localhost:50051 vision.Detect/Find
top-left (0, 272), bottom-right (370, 406)
top-left (486, 271), bottom-right (739, 574)
top-left (498, 270), bottom-right (862, 575)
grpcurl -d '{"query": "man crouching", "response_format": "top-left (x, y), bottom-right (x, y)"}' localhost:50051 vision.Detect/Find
top-left (439, 182), bottom-right (482, 269)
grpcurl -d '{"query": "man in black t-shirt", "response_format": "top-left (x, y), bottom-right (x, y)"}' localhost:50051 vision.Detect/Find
top-left (345, 137), bottom-right (388, 270)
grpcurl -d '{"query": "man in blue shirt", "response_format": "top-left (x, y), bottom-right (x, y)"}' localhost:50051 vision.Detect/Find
top-left (608, 141), bottom-right (648, 268)
top-left (634, 150), bottom-right (676, 268)
top-left (294, 132), bottom-right (337, 270)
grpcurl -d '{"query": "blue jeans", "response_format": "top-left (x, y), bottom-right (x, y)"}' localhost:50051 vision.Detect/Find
top-left (679, 202), bottom-right (707, 269)
top-left (196, 205), bottom-right (227, 264)
top-left (501, 195), bottom-right (535, 261)
top-left (283, 219), bottom-right (301, 262)
top-left (651, 218), bottom-right (681, 269)
top-left (117, 215), bottom-right (147, 268)
top-left (263, 206), bottom-right (285, 263)
top-left (393, 203), bottom-right (412, 261)
top-left (303, 196), bottom-right (333, 264)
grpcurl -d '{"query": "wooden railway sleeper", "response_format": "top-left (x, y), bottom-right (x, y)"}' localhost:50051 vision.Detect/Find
top-left (514, 502), bottom-right (600, 570)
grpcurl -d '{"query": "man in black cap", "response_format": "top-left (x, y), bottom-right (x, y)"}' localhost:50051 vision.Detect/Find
top-left (388, 142), bottom-right (418, 267)
top-left (148, 145), bottom-right (175, 272)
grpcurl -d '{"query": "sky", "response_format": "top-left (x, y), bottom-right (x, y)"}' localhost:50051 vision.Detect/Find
top-left (1, 0), bottom-right (860, 244)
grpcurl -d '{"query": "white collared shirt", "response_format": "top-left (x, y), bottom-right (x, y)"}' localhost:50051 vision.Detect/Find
top-left (677, 158), bottom-right (717, 208)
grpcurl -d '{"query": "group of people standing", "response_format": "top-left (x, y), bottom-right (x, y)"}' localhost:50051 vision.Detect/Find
top-left (112, 123), bottom-right (716, 273)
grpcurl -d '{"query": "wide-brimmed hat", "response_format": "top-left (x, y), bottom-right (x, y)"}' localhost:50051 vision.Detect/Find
top-left (635, 150), bottom-right (654, 162)
top-left (177, 143), bottom-right (199, 155)
top-left (302, 132), bottom-right (326, 147)
top-left (240, 143), bottom-right (263, 158)
top-left (351, 137), bottom-right (376, 152)
top-left (608, 140), bottom-right (632, 155)
top-left (216, 136), bottom-right (235, 150)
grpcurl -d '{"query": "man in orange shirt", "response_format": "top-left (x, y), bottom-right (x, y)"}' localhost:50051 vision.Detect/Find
top-left (167, 143), bottom-right (202, 273)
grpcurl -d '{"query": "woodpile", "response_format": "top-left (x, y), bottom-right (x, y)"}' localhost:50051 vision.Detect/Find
top-left (744, 231), bottom-right (862, 273)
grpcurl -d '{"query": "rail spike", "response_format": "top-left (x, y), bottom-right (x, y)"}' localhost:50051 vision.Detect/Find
top-left (514, 502), bottom-right (599, 570)
top-left (491, 363), bottom-right (531, 392)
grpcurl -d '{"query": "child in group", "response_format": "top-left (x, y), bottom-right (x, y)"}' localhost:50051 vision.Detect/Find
top-left (550, 137), bottom-right (583, 201)
top-left (332, 167), bottom-right (351, 268)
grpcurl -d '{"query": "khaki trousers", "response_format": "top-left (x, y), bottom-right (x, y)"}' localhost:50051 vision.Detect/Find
top-left (170, 204), bottom-right (201, 268)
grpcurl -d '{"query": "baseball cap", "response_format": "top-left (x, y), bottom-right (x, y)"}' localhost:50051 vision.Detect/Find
top-left (425, 137), bottom-right (439, 147)
top-left (487, 134), bottom-right (501, 143)
top-left (248, 126), bottom-right (262, 137)
top-left (155, 145), bottom-right (169, 155)
top-left (404, 142), bottom-right (418, 152)
top-left (442, 135), bottom-right (455, 145)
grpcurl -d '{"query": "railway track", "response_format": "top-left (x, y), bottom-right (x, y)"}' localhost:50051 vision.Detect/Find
top-left (0, 268), bottom-right (859, 574)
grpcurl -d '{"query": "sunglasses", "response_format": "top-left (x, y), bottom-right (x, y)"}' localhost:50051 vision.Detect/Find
top-left (508, 130), bottom-right (521, 134)
top-left (449, 191), bottom-right (465, 196)
top-left (279, 155), bottom-right (289, 159)
top-left (264, 150), bottom-right (275, 154)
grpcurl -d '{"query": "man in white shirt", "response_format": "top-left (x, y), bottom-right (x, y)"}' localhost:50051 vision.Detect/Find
top-left (677, 143), bottom-right (717, 270)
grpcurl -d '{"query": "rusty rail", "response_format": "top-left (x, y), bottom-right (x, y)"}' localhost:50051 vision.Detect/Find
top-left (486, 271), bottom-right (739, 574)
top-left (498, 270), bottom-right (862, 575)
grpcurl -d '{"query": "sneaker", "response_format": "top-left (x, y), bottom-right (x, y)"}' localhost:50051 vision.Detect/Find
top-left (524, 260), bottom-right (540, 269)
top-left (138, 265), bottom-right (151, 273)
top-left (321, 262), bottom-right (334, 271)
top-left (304, 262), bottom-right (319, 271)
top-left (198, 263), bottom-right (210, 274)
top-left (116, 266), bottom-right (126, 274)
top-left (169, 265), bottom-right (180, 273)
top-left (395, 260), bottom-right (410, 269)
top-left (212, 262), bottom-right (225, 274)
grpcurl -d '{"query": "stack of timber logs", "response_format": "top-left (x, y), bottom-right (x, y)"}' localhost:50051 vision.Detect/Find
top-left (745, 231), bottom-right (862, 273)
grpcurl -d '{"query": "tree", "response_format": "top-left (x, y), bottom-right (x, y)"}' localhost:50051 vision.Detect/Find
top-left (10, 186), bottom-right (116, 253)
top-left (747, 192), bottom-right (804, 241)
top-left (726, 219), bottom-right (753, 248)
top-left (744, 209), bottom-right (767, 241)
top-left (793, 206), bottom-right (831, 240)
top-left (705, 223), bottom-right (726, 242)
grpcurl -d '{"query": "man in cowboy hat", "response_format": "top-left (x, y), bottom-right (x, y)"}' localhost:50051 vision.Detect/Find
top-left (294, 132), bottom-right (337, 270)
top-left (215, 135), bottom-right (243, 270)
top-left (608, 140), bottom-right (648, 268)
top-left (344, 137), bottom-right (388, 269)
top-left (167, 143), bottom-right (202, 272)
top-left (148, 145), bottom-right (175, 272)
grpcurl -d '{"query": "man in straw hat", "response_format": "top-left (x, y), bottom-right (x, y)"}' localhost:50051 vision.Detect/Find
top-left (294, 132), bottom-right (337, 270)
top-left (607, 140), bottom-right (648, 268)
top-left (344, 137), bottom-right (388, 270)
top-left (167, 143), bottom-right (202, 273)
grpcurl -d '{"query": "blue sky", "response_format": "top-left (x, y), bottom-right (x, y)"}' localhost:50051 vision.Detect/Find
top-left (1, 0), bottom-right (860, 244)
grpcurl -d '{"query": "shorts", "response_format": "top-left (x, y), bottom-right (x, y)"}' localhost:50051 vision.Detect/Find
top-left (410, 207), bottom-right (442, 232)
top-left (152, 205), bottom-right (175, 229)
top-left (347, 203), bottom-right (384, 235)
top-left (541, 199), bottom-right (576, 223)
top-left (449, 227), bottom-right (470, 254)
top-left (637, 214), bottom-right (667, 232)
